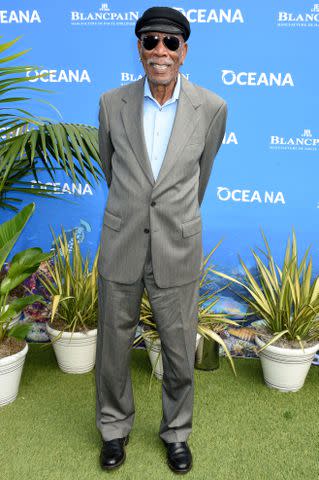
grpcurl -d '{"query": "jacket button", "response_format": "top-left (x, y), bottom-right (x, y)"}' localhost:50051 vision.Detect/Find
top-left (151, 201), bottom-right (156, 206)
top-left (144, 228), bottom-right (149, 233)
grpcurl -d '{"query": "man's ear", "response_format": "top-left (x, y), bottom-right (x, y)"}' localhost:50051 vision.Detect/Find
top-left (180, 42), bottom-right (188, 66)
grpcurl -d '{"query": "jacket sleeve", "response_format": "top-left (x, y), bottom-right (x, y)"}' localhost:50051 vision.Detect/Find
top-left (98, 94), bottom-right (114, 188)
top-left (198, 101), bottom-right (227, 206)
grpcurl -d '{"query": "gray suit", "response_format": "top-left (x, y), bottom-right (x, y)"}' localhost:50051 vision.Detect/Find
top-left (96, 75), bottom-right (227, 443)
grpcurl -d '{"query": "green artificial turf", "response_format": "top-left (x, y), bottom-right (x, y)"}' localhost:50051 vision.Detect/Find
top-left (1, 343), bottom-right (318, 480)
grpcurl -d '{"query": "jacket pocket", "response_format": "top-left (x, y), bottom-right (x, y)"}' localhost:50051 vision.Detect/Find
top-left (181, 215), bottom-right (201, 238)
top-left (103, 209), bottom-right (122, 231)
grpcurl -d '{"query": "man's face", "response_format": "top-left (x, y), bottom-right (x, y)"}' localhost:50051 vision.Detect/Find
top-left (138, 31), bottom-right (188, 87)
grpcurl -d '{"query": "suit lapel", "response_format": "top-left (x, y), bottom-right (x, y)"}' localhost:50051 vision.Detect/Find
top-left (120, 75), bottom-right (201, 188)
top-left (154, 75), bottom-right (201, 189)
top-left (121, 77), bottom-right (155, 185)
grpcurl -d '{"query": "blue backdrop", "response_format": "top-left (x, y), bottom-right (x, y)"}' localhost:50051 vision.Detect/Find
top-left (1, 1), bottom-right (318, 323)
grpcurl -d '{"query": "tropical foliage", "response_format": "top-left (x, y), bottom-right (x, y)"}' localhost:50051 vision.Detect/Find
top-left (0, 202), bottom-right (52, 343)
top-left (36, 227), bottom-right (99, 342)
top-left (211, 230), bottom-right (319, 352)
top-left (0, 35), bottom-right (101, 212)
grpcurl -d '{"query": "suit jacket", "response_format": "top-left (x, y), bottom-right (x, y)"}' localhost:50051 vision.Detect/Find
top-left (97, 75), bottom-right (227, 288)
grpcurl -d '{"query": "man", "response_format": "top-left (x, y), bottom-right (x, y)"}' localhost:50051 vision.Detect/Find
top-left (96, 6), bottom-right (227, 474)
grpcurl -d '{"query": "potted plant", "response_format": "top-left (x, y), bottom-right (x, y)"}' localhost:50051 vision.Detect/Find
top-left (0, 203), bottom-right (52, 406)
top-left (196, 288), bottom-right (239, 375)
top-left (211, 229), bottom-right (319, 392)
top-left (195, 242), bottom-right (239, 374)
top-left (36, 227), bottom-right (99, 374)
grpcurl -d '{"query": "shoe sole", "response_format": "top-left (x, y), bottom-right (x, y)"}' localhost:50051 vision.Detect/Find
top-left (167, 460), bottom-right (192, 474)
top-left (100, 435), bottom-right (129, 471)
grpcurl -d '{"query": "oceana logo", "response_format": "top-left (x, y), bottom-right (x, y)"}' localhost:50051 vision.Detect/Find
top-left (217, 187), bottom-right (285, 204)
top-left (0, 9), bottom-right (41, 23)
top-left (221, 70), bottom-right (294, 87)
top-left (30, 180), bottom-right (93, 196)
top-left (173, 7), bottom-right (244, 23)
top-left (26, 69), bottom-right (91, 83)
top-left (222, 132), bottom-right (238, 145)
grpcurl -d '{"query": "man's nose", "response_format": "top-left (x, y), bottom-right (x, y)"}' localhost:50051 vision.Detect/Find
top-left (153, 38), bottom-right (169, 55)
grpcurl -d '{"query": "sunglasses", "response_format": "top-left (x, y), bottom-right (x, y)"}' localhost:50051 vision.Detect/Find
top-left (141, 34), bottom-right (181, 52)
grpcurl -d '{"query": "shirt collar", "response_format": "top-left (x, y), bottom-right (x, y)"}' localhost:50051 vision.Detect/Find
top-left (144, 73), bottom-right (181, 107)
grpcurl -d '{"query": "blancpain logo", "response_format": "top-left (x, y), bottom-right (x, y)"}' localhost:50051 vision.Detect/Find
top-left (26, 69), bottom-right (91, 83)
top-left (277, 3), bottom-right (319, 28)
top-left (217, 187), bottom-right (285, 205)
top-left (71, 2), bottom-right (138, 26)
top-left (222, 132), bottom-right (238, 145)
top-left (120, 72), bottom-right (190, 85)
top-left (173, 7), bottom-right (244, 23)
top-left (120, 72), bottom-right (144, 85)
top-left (0, 9), bottom-right (41, 23)
top-left (30, 180), bottom-right (93, 196)
top-left (221, 70), bottom-right (294, 87)
top-left (270, 129), bottom-right (319, 151)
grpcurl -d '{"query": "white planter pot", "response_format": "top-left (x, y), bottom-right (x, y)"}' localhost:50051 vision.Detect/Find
top-left (195, 333), bottom-right (204, 351)
top-left (255, 335), bottom-right (319, 392)
top-left (144, 333), bottom-right (201, 381)
top-left (46, 323), bottom-right (97, 374)
top-left (144, 336), bottom-right (163, 380)
top-left (0, 342), bottom-right (28, 406)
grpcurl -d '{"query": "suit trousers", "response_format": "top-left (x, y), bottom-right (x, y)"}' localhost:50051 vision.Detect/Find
top-left (95, 235), bottom-right (200, 443)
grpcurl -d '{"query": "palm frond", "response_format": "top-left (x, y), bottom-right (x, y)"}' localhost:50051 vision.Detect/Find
top-left (0, 36), bottom-right (104, 211)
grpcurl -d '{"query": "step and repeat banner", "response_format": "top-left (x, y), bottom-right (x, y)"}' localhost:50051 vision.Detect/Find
top-left (1, 1), bottom-right (318, 340)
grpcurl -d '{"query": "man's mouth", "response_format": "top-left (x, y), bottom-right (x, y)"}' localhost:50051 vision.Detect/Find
top-left (150, 63), bottom-right (170, 71)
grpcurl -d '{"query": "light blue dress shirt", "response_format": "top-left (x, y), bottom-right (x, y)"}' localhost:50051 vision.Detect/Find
top-left (143, 74), bottom-right (181, 181)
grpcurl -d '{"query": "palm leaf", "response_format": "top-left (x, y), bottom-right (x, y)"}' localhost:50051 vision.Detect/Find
top-left (0, 36), bottom-right (104, 211)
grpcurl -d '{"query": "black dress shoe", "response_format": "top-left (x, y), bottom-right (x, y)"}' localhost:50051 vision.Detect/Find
top-left (163, 440), bottom-right (192, 474)
top-left (99, 435), bottom-right (129, 470)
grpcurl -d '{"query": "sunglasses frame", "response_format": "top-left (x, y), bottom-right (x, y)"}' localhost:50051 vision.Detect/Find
top-left (141, 34), bottom-right (182, 52)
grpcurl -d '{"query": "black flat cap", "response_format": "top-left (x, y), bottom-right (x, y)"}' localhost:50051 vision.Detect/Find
top-left (135, 6), bottom-right (190, 41)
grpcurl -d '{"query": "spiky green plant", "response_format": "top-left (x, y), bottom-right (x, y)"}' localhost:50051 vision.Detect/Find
top-left (211, 229), bottom-right (319, 353)
top-left (35, 227), bottom-right (99, 343)
top-left (0, 36), bottom-right (101, 212)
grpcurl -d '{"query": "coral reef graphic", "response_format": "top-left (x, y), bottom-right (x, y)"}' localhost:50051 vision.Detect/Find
top-left (50, 220), bottom-right (91, 256)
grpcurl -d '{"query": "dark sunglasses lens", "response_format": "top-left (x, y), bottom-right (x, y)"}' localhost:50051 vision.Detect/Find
top-left (163, 36), bottom-right (180, 51)
top-left (142, 36), bottom-right (159, 50)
